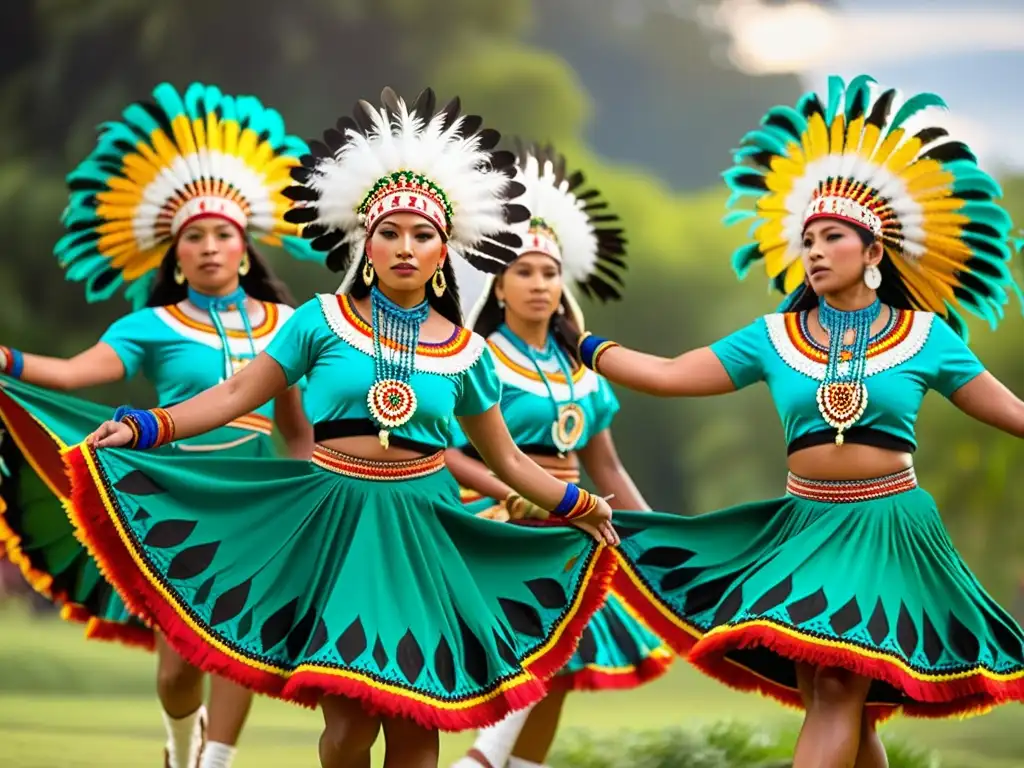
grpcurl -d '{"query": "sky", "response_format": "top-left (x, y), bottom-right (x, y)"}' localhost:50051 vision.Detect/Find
top-left (692, 0), bottom-right (1024, 172)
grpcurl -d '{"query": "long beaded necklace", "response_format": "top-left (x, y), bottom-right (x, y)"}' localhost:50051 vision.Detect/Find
top-left (499, 324), bottom-right (585, 457)
top-left (815, 296), bottom-right (881, 445)
top-left (366, 286), bottom-right (430, 449)
top-left (187, 286), bottom-right (258, 380)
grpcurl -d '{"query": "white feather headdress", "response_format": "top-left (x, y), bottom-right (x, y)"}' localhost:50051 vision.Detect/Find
top-left (458, 142), bottom-right (627, 330)
top-left (284, 88), bottom-right (529, 292)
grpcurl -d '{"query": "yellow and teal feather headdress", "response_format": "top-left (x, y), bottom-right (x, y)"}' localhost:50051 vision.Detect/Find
top-left (56, 82), bottom-right (319, 307)
top-left (723, 74), bottom-right (1022, 337)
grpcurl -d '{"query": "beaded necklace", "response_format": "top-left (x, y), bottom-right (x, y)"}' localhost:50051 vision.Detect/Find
top-left (498, 324), bottom-right (585, 456)
top-left (367, 286), bottom-right (430, 449)
top-left (186, 286), bottom-right (257, 380)
top-left (815, 296), bottom-right (881, 445)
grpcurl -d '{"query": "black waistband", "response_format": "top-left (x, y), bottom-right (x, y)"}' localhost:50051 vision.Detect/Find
top-left (313, 419), bottom-right (438, 454)
top-left (787, 427), bottom-right (915, 456)
top-left (461, 444), bottom-right (564, 461)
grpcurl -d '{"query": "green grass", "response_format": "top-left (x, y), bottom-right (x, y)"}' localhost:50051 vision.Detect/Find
top-left (1, 604), bottom-right (1022, 766)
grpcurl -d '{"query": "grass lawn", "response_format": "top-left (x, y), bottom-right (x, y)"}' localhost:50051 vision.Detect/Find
top-left (1, 604), bottom-right (1021, 766)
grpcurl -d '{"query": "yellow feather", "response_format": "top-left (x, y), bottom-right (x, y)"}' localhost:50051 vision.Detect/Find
top-left (237, 128), bottom-right (260, 165)
top-left (222, 119), bottom-right (240, 157)
top-left (258, 234), bottom-right (284, 246)
top-left (97, 230), bottom-right (138, 250)
top-left (859, 124), bottom-right (882, 158)
top-left (95, 201), bottom-right (139, 220)
top-left (891, 253), bottom-right (952, 311)
top-left (784, 141), bottom-right (805, 166)
top-left (764, 244), bottom-right (798, 277)
top-left (806, 114), bottom-right (829, 161)
top-left (845, 116), bottom-right (864, 153)
top-left (251, 141), bottom-right (274, 168)
top-left (829, 115), bottom-right (845, 153)
top-left (885, 137), bottom-right (923, 173)
top-left (783, 261), bottom-right (805, 293)
top-left (869, 128), bottom-right (905, 165)
top-left (900, 159), bottom-right (945, 185)
top-left (170, 114), bottom-right (197, 157)
top-left (148, 129), bottom-right (180, 168)
top-left (206, 111), bottom-right (222, 154)
top-left (757, 194), bottom-right (791, 213)
top-left (921, 211), bottom-right (969, 227)
top-left (122, 250), bottom-right (165, 280)
top-left (921, 197), bottom-right (966, 213)
top-left (921, 233), bottom-right (973, 262)
top-left (191, 118), bottom-right (207, 153)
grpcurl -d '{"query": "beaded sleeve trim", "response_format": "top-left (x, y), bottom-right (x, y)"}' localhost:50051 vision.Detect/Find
top-left (765, 310), bottom-right (933, 381)
top-left (486, 333), bottom-right (601, 399)
top-left (318, 294), bottom-right (486, 376)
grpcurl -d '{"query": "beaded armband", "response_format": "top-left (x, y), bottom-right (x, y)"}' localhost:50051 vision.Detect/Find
top-left (577, 332), bottom-right (619, 373)
top-left (114, 406), bottom-right (176, 450)
top-left (551, 483), bottom-right (597, 521)
top-left (0, 346), bottom-right (24, 379)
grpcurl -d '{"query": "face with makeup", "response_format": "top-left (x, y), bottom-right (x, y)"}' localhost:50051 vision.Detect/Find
top-left (174, 216), bottom-right (247, 296)
top-left (367, 212), bottom-right (447, 293)
top-left (494, 252), bottom-right (564, 325)
top-left (801, 218), bottom-right (883, 296)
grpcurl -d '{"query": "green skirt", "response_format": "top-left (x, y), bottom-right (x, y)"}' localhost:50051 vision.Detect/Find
top-left (63, 443), bottom-right (616, 730)
top-left (0, 376), bottom-right (274, 651)
top-left (611, 469), bottom-right (1024, 722)
top-left (462, 488), bottom-right (672, 691)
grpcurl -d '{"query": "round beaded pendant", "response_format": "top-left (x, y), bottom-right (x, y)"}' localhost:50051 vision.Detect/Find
top-left (367, 379), bottom-right (418, 449)
top-left (816, 381), bottom-right (868, 445)
top-left (551, 403), bottom-right (586, 455)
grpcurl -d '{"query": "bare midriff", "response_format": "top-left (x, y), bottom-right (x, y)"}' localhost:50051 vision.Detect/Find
top-left (788, 442), bottom-right (912, 481)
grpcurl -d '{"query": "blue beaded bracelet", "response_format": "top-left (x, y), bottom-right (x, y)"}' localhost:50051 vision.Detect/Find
top-left (114, 406), bottom-right (164, 450)
top-left (1, 347), bottom-right (23, 379)
top-left (552, 483), bottom-right (581, 518)
top-left (577, 333), bottom-right (619, 372)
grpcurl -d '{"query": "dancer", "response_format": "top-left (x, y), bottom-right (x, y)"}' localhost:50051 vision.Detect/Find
top-left (0, 81), bottom-right (316, 768)
top-left (575, 75), bottom-right (1024, 767)
top-left (449, 143), bottom-right (671, 768)
top-left (62, 88), bottom-right (618, 768)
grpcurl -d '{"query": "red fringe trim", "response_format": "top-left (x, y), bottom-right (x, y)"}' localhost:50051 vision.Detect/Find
top-left (548, 652), bottom-right (674, 693)
top-left (83, 616), bottom-right (156, 652)
top-left (610, 557), bottom-right (701, 657)
top-left (63, 444), bottom-right (618, 731)
top-left (690, 622), bottom-right (1024, 724)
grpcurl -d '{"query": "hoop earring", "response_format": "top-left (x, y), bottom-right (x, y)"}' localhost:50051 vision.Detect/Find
top-left (432, 265), bottom-right (447, 297)
top-left (362, 256), bottom-right (375, 287)
top-left (863, 264), bottom-right (882, 291)
top-left (238, 252), bottom-right (251, 276)
top-left (174, 264), bottom-right (186, 285)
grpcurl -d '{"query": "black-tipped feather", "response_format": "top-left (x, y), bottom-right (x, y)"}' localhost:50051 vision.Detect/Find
top-left (311, 230), bottom-right (345, 252)
top-left (353, 100), bottom-right (377, 134)
top-left (920, 141), bottom-right (977, 164)
top-left (865, 89), bottom-right (896, 128)
top-left (411, 88), bottom-right (436, 120)
top-left (475, 128), bottom-right (501, 151)
top-left (913, 127), bottom-right (949, 146)
top-left (503, 203), bottom-right (531, 224)
top-left (283, 206), bottom-right (320, 224)
top-left (282, 186), bottom-right (319, 202)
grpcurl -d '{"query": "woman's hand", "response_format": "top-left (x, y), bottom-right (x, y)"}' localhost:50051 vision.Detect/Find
top-left (571, 496), bottom-right (619, 546)
top-left (86, 420), bottom-right (134, 448)
top-left (476, 505), bottom-right (511, 523)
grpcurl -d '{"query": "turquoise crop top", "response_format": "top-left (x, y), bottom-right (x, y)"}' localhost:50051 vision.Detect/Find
top-left (264, 294), bottom-right (501, 450)
top-left (710, 309), bottom-right (985, 449)
top-left (450, 328), bottom-right (619, 453)
top-left (100, 300), bottom-right (293, 424)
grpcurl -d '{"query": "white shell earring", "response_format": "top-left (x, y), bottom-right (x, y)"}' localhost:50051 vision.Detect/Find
top-left (863, 264), bottom-right (882, 291)
top-left (497, 298), bottom-right (505, 309)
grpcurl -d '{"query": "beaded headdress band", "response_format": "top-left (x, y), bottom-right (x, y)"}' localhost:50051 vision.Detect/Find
top-left (55, 82), bottom-right (317, 308)
top-left (723, 74), bottom-right (1022, 336)
top-left (283, 87), bottom-right (531, 293)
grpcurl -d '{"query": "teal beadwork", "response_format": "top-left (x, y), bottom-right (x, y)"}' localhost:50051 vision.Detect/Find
top-left (816, 297), bottom-right (881, 443)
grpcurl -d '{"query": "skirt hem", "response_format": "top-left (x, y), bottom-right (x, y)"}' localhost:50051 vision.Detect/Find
top-left (549, 651), bottom-right (674, 692)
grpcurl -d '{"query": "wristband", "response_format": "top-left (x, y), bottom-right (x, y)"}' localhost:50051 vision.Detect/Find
top-left (577, 333), bottom-right (619, 373)
top-left (551, 483), bottom-right (597, 521)
top-left (115, 406), bottom-right (176, 450)
top-left (0, 346), bottom-right (23, 379)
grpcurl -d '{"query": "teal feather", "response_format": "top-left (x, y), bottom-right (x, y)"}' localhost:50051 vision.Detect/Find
top-left (64, 254), bottom-right (108, 280)
top-left (723, 210), bottom-right (757, 227)
top-left (120, 103), bottom-right (162, 138)
top-left (219, 93), bottom-right (238, 124)
top-left (761, 105), bottom-right (807, 138)
top-left (278, 234), bottom-right (323, 264)
top-left (124, 274), bottom-right (155, 309)
top-left (824, 75), bottom-right (845, 125)
top-left (961, 202), bottom-right (1012, 234)
top-left (86, 272), bottom-right (124, 303)
top-left (738, 128), bottom-right (789, 155)
top-left (889, 92), bottom-right (946, 133)
top-left (722, 166), bottom-right (766, 192)
top-left (730, 243), bottom-right (761, 278)
top-left (283, 136), bottom-right (309, 155)
top-left (844, 75), bottom-right (876, 120)
top-left (152, 82), bottom-right (187, 123)
top-left (951, 171), bottom-right (1001, 199)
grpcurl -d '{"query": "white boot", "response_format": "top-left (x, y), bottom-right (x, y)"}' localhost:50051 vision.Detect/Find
top-left (451, 704), bottom-right (535, 768)
top-left (198, 742), bottom-right (237, 768)
top-left (508, 759), bottom-right (548, 768)
top-left (162, 705), bottom-right (207, 768)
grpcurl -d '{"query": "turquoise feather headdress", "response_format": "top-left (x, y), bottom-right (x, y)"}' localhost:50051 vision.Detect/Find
top-left (723, 74), bottom-right (1022, 338)
top-left (55, 82), bottom-right (319, 308)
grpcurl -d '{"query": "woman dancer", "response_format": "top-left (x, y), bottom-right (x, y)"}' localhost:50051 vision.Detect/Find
top-left (450, 143), bottom-right (670, 768)
top-left (0, 82), bottom-right (316, 768)
top-left (575, 75), bottom-right (1024, 766)
top-left (61, 88), bottom-right (618, 768)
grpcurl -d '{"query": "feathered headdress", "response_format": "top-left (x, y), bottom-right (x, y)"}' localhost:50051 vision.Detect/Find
top-left (457, 141), bottom-right (627, 330)
top-left (723, 74), bottom-right (1022, 337)
top-left (55, 82), bottom-right (317, 308)
top-left (283, 87), bottom-right (530, 291)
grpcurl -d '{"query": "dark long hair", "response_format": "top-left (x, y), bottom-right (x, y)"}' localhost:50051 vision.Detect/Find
top-left (783, 223), bottom-right (915, 314)
top-left (348, 257), bottom-right (464, 326)
top-left (146, 243), bottom-right (296, 308)
top-left (472, 277), bottom-right (582, 365)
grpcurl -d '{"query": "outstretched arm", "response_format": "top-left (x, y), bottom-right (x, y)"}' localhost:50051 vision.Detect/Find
top-left (458, 405), bottom-right (618, 545)
top-left (273, 385), bottom-right (315, 459)
top-left (89, 353), bottom-right (289, 448)
top-left (2, 343), bottom-right (126, 390)
top-left (578, 429), bottom-right (650, 511)
top-left (584, 342), bottom-right (737, 398)
top-left (950, 372), bottom-right (1024, 438)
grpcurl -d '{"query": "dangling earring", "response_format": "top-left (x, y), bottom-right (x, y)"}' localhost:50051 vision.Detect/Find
top-left (432, 264), bottom-right (447, 297)
top-left (863, 264), bottom-right (882, 291)
top-left (174, 264), bottom-right (185, 285)
top-left (556, 303), bottom-right (565, 315)
top-left (496, 297), bottom-right (505, 309)
top-left (238, 252), bottom-right (251, 276)
top-left (362, 256), bottom-right (375, 287)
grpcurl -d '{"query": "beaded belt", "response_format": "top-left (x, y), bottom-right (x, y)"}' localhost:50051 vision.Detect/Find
top-left (459, 466), bottom-right (579, 504)
top-left (786, 468), bottom-right (917, 503)
top-left (311, 445), bottom-right (445, 481)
